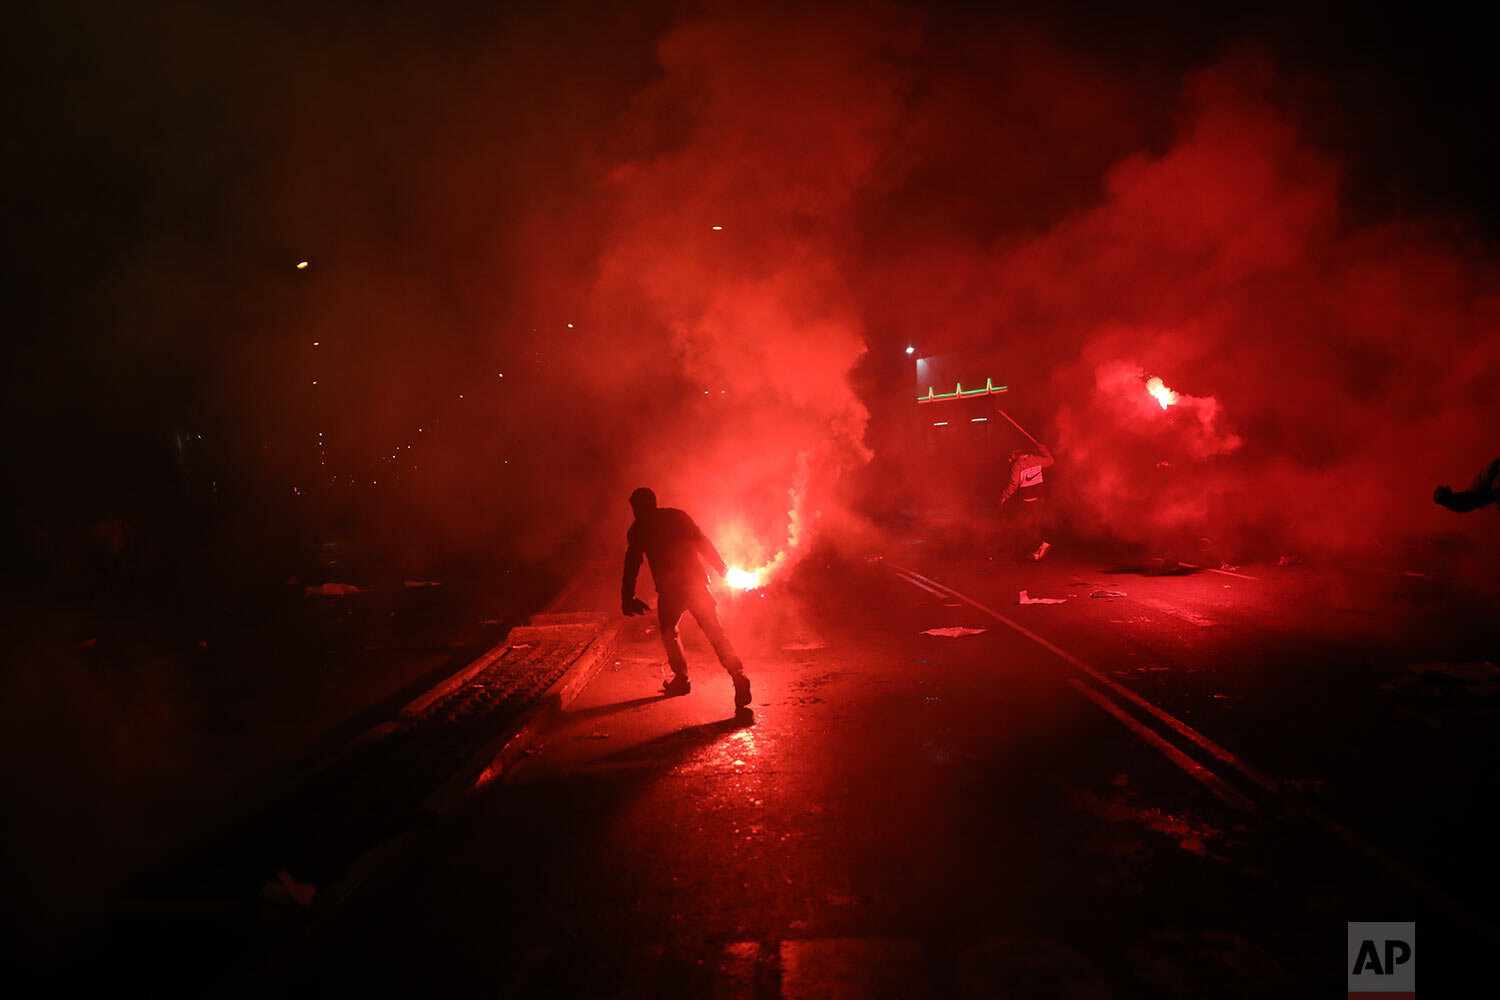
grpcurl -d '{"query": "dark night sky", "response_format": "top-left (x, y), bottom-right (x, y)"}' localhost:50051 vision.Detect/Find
top-left (4, 0), bottom-right (1498, 545)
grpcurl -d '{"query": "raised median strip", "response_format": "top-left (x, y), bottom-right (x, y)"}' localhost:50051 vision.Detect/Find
top-left (102, 575), bottom-right (624, 988)
top-left (423, 614), bottom-right (623, 813)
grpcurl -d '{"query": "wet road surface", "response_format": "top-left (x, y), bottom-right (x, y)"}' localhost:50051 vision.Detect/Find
top-left (265, 549), bottom-right (1499, 997)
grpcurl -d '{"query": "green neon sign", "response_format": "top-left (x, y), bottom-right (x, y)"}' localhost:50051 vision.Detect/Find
top-left (917, 378), bottom-right (1008, 403)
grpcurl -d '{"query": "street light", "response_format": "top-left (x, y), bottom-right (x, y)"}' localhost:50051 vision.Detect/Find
top-left (905, 346), bottom-right (915, 355)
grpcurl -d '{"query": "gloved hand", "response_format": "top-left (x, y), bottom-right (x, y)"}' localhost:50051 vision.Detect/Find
top-left (1434, 485), bottom-right (1453, 506)
top-left (622, 596), bottom-right (651, 617)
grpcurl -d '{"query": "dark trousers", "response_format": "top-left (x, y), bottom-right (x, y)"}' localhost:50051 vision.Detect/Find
top-left (658, 585), bottom-right (745, 679)
top-left (1005, 497), bottom-right (1048, 556)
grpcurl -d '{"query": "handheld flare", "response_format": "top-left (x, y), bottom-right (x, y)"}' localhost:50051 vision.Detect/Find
top-left (1146, 376), bottom-right (1179, 410)
top-left (726, 566), bottom-right (766, 591)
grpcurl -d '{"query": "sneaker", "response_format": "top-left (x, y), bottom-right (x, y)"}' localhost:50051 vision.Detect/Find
top-left (732, 674), bottom-right (752, 709)
top-left (662, 675), bottom-right (691, 697)
top-left (1031, 541), bottom-right (1051, 561)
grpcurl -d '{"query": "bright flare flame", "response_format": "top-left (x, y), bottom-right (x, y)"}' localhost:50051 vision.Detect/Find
top-left (726, 566), bottom-right (767, 591)
top-left (1146, 376), bottom-right (1178, 410)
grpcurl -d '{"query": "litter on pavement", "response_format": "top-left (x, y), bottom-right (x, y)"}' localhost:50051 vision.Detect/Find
top-left (260, 869), bottom-right (316, 908)
top-left (1408, 661), bottom-right (1499, 682)
top-left (304, 582), bottom-right (366, 596)
top-left (1090, 590), bottom-right (1128, 599)
top-left (1018, 590), bottom-right (1066, 605)
top-left (921, 627), bottom-right (988, 637)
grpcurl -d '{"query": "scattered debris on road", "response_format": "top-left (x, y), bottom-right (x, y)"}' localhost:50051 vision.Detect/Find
top-left (1408, 661), bottom-right (1499, 683)
top-left (921, 627), bottom-right (988, 637)
top-left (576, 731), bottom-right (611, 741)
top-left (1018, 590), bottom-right (1066, 605)
top-left (1276, 555), bottom-right (1303, 566)
top-left (1091, 590), bottom-right (1128, 599)
top-left (403, 580), bottom-right (443, 588)
top-left (260, 869), bottom-right (316, 908)
top-left (304, 582), bottom-right (366, 596)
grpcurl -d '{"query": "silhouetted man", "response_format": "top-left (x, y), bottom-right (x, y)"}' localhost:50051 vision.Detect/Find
top-left (1435, 457), bottom-right (1500, 513)
top-left (622, 487), bottom-right (751, 709)
top-left (999, 442), bottom-right (1054, 560)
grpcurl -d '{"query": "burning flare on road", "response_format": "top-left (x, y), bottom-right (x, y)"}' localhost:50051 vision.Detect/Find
top-left (1146, 376), bottom-right (1179, 410)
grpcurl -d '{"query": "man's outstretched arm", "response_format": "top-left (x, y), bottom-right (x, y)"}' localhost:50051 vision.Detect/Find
top-left (692, 519), bottom-right (729, 577)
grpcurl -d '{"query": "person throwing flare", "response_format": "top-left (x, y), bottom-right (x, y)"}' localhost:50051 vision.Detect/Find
top-left (621, 487), bottom-right (751, 710)
top-left (999, 442), bottom-right (1055, 560)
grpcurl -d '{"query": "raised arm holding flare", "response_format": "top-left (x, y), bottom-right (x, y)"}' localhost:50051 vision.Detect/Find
top-left (998, 439), bottom-right (1056, 561)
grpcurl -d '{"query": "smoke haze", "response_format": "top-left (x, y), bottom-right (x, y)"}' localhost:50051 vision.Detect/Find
top-left (10, 0), bottom-right (1500, 956)
top-left (11, 2), bottom-right (1499, 574)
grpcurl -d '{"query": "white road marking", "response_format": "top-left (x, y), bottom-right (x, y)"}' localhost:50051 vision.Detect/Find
top-left (1156, 558), bottom-right (1261, 581)
top-left (897, 565), bottom-right (1275, 791)
top-left (892, 563), bottom-right (1494, 940)
top-left (1067, 679), bottom-right (1253, 809)
top-left (896, 570), bottom-right (950, 599)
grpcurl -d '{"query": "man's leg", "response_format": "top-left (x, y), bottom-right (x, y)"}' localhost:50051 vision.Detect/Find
top-left (1029, 500), bottom-right (1051, 560)
top-left (686, 589), bottom-right (744, 676)
top-left (686, 588), bottom-right (751, 708)
top-left (658, 592), bottom-right (691, 690)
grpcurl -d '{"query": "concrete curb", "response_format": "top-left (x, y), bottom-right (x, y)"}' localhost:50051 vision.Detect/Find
top-left (422, 616), bottom-right (623, 813)
top-left (242, 572), bottom-right (620, 986)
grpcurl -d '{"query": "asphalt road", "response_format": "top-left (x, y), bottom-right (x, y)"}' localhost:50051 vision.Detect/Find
top-left (266, 546), bottom-right (1500, 998)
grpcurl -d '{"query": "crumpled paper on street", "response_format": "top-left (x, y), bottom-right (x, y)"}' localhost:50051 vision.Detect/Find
top-left (1408, 661), bottom-right (1499, 682)
top-left (1018, 590), bottom-right (1066, 605)
top-left (304, 582), bottom-right (366, 596)
top-left (921, 627), bottom-right (988, 637)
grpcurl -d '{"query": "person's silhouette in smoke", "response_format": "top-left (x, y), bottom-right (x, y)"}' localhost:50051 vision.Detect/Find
top-left (622, 487), bottom-right (751, 710)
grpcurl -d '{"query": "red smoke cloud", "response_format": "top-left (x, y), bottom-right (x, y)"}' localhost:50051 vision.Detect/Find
top-left (866, 50), bottom-right (1500, 566)
top-left (549, 3), bottom-right (920, 580)
top-left (233, 6), bottom-right (1500, 573)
